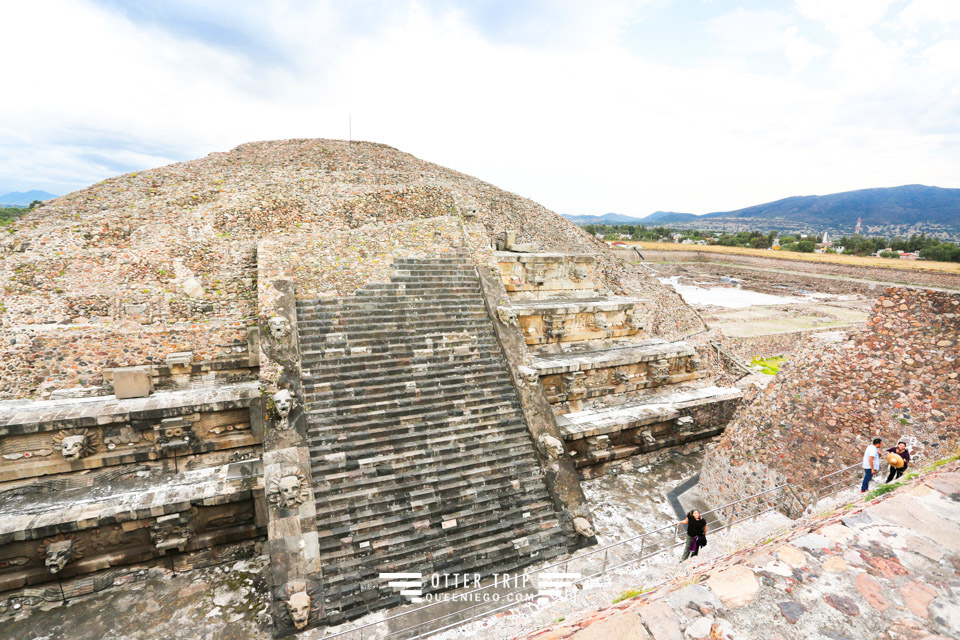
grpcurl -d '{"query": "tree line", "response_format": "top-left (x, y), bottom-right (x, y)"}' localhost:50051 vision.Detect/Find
top-left (581, 224), bottom-right (960, 263)
top-left (1, 201), bottom-right (44, 227)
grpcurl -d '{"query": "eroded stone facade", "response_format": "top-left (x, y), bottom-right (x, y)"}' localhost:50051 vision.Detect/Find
top-left (701, 288), bottom-right (960, 509)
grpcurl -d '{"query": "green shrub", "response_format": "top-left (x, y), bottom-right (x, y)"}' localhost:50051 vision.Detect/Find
top-left (612, 587), bottom-right (651, 604)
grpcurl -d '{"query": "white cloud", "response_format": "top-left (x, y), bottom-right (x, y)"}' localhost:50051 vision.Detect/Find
top-left (794, 0), bottom-right (899, 34)
top-left (901, 0), bottom-right (960, 31)
top-left (0, 0), bottom-right (958, 215)
top-left (782, 26), bottom-right (827, 70)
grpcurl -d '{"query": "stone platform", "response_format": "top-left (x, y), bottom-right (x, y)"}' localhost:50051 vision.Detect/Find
top-left (495, 249), bottom-right (742, 476)
top-left (518, 461), bottom-right (960, 640)
top-left (0, 382), bottom-right (266, 607)
top-left (556, 386), bottom-right (742, 468)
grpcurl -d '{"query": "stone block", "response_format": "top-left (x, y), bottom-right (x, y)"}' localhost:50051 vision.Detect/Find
top-left (113, 367), bottom-right (153, 399)
top-left (637, 601), bottom-right (682, 640)
top-left (164, 351), bottom-right (193, 367)
top-left (571, 611), bottom-right (651, 639)
top-left (705, 565), bottom-right (760, 608)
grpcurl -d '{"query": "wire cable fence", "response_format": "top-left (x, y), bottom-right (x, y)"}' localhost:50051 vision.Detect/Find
top-left (316, 455), bottom-right (897, 639)
top-left (320, 481), bottom-right (799, 640)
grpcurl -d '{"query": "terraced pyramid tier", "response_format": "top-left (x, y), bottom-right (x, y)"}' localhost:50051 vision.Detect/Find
top-left (510, 297), bottom-right (647, 346)
top-left (555, 386), bottom-right (743, 469)
top-left (296, 254), bottom-right (567, 624)
top-left (530, 339), bottom-right (707, 411)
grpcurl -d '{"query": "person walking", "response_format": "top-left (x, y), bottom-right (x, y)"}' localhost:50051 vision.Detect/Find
top-left (862, 438), bottom-right (882, 493)
top-left (885, 441), bottom-right (911, 483)
top-left (677, 509), bottom-right (707, 561)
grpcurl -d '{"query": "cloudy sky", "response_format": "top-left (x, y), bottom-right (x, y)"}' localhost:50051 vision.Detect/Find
top-left (1, 0), bottom-right (959, 215)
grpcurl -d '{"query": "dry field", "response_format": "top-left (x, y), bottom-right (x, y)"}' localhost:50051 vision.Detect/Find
top-left (626, 241), bottom-right (960, 274)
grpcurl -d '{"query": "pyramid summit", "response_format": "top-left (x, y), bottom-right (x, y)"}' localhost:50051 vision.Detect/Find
top-left (0, 138), bottom-right (739, 635)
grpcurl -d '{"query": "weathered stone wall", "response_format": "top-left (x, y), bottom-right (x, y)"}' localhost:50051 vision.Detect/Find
top-left (701, 288), bottom-right (960, 509)
top-left (257, 217), bottom-right (464, 300)
top-left (1, 139), bottom-right (705, 399)
top-left (0, 322), bottom-right (250, 399)
top-left (722, 327), bottom-right (865, 361)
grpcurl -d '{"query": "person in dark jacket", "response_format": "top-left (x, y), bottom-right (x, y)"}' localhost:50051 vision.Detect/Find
top-left (677, 509), bottom-right (707, 561)
top-left (885, 441), bottom-right (911, 483)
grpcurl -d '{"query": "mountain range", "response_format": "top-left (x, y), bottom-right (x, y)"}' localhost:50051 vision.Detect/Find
top-left (0, 190), bottom-right (59, 206)
top-left (564, 185), bottom-right (960, 236)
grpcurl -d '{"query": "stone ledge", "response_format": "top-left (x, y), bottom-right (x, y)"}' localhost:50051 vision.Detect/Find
top-left (0, 382), bottom-right (261, 434)
top-left (556, 386), bottom-right (742, 441)
top-left (509, 297), bottom-right (644, 316)
top-left (494, 251), bottom-right (599, 263)
top-left (0, 461), bottom-right (262, 539)
top-left (531, 340), bottom-right (694, 376)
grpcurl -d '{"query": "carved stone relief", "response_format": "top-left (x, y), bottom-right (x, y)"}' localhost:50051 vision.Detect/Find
top-left (538, 434), bottom-right (565, 459)
top-left (650, 360), bottom-right (670, 384)
top-left (497, 306), bottom-right (519, 327)
top-left (267, 468), bottom-right (309, 509)
top-left (268, 316), bottom-right (292, 340)
top-left (38, 534), bottom-right (84, 574)
top-left (272, 389), bottom-right (295, 430)
top-left (52, 428), bottom-right (100, 461)
top-left (154, 418), bottom-right (194, 451)
top-left (277, 579), bottom-right (322, 631)
top-left (150, 509), bottom-right (198, 553)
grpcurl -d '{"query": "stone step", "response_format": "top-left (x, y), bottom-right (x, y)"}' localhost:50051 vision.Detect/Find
top-left (305, 376), bottom-right (516, 414)
top-left (303, 360), bottom-right (511, 395)
top-left (302, 355), bottom-right (509, 385)
top-left (304, 381), bottom-right (519, 419)
top-left (301, 349), bottom-right (503, 374)
top-left (299, 299), bottom-right (481, 317)
top-left (307, 403), bottom-right (523, 448)
top-left (299, 333), bottom-right (496, 355)
top-left (353, 285), bottom-right (481, 295)
top-left (306, 396), bottom-right (520, 433)
top-left (299, 329), bottom-right (496, 351)
top-left (316, 502), bottom-right (559, 575)
top-left (311, 435), bottom-right (540, 501)
top-left (309, 421), bottom-right (530, 475)
top-left (376, 269), bottom-right (479, 282)
top-left (318, 517), bottom-right (563, 598)
top-left (313, 452), bottom-right (547, 522)
top-left (304, 366), bottom-right (510, 400)
top-left (294, 254), bottom-right (571, 623)
top-left (297, 303), bottom-right (487, 322)
top-left (317, 497), bottom-right (558, 547)
top-left (555, 385), bottom-right (743, 442)
top-left (529, 339), bottom-right (692, 376)
top-left (300, 334), bottom-right (499, 359)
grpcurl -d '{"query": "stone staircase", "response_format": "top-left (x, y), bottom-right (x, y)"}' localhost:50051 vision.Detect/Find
top-left (496, 250), bottom-right (742, 475)
top-left (296, 254), bottom-right (566, 623)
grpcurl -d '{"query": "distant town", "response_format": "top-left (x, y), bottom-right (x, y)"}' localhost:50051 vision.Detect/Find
top-left (582, 221), bottom-right (960, 263)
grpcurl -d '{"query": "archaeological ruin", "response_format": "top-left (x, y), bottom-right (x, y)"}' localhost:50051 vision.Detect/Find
top-left (0, 139), bottom-right (750, 636)
top-left (3, 139), bottom-right (958, 639)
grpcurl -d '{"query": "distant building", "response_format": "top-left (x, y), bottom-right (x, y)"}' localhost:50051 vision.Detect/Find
top-left (772, 238), bottom-right (781, 250)
top-left (610, 241), bottom-right (628, 248)
top-left (855, 218), bottom-right (862, 234)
